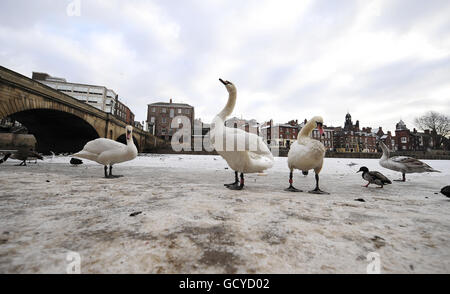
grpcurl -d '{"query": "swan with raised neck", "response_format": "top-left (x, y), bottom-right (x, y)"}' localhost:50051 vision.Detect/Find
top-left (210, 78), bottom-right (273, 190)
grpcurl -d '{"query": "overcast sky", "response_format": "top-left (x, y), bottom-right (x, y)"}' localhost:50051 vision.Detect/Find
top-left (1, 0), bottom-right (449, 132)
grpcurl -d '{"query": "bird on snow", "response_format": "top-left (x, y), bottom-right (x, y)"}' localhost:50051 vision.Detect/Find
top-left (72, 125), bottom-right (137, 178)
top-left (70, 158), bottom-right (83, 166)
top-left (441, 186), bottom-right (450, 198)
top-left (357, 166), bottom-right (392, 188)
top-left (379, 141), bottom-right (440, 181)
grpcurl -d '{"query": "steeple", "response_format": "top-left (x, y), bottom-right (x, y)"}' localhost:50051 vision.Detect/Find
top-left (344, 112), bottom-right (353, 130)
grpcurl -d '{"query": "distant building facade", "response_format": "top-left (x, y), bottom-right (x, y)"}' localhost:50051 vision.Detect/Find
top-left (225, 117), bottom-right (260, 136)
top-left (261, 119), bottom-right (299, 147)
top-left (333, 113), bottom-right (377, 152)
top-left (32, 71), bottom-right (134, 125)
top-left (115, 100), bottom-right (135, 125)
top-left (147, 99), bottom-right (194, 141)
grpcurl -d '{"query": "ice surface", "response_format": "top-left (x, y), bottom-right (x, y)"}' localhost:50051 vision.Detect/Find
top-left (0, 154), bottom-right (449, 273)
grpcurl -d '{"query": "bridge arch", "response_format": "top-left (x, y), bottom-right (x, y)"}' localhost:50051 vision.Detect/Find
top-left (9, 108), bottom-right (100, 154)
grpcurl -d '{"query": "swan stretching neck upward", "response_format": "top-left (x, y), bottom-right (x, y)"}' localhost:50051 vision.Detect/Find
top-left (73, 125), bottom-right (137, 178)
top-left (379, 141), bottom-right (440, 182)
top-left (210, 78), bottom-right (274, 190)
top-left (286, 116), bottom-right (329, 194)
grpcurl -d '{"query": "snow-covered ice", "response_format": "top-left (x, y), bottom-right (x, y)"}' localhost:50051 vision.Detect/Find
top-left (0, 154), bottom-right (449, 273)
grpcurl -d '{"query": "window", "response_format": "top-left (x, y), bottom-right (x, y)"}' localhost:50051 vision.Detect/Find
top-left (162, 117), bottom-right (166, 123)
top-left (170, 109), bottom-right (174, 118)
top-left (401, 137), bottom-right (407, 143)
top-left (152, 107), bottom-right (156, 112)
top-left (178, 109), bottom-right (182, 114)
top-left (161, 128), bottom-right (166, 135)
top-left (185, 109), bottom-right (190, 115)
top-left (162, 108), bottom-right (166, 113)
top-left (150, 117), bottom-right (155, 123)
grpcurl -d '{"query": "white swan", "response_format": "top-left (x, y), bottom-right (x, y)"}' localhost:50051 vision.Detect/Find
top-left (73, 125), bottom-right (137, 178)
top-left (210, 78), bottom-right (274, 190)
top-left (286, 116), bottom-right (329, 194)
top-left (379, 141), bottom-right (440, 182)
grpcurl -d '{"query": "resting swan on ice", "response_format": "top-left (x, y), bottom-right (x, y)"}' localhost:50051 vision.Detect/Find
top-left (73, 125), bottom-right (137, 178)
top-left (285, 116), bottom-right (329, 194)
top-left (209, 79), bottom-right (274, 190)
top-left (379, 141), bottom-right (440, 182)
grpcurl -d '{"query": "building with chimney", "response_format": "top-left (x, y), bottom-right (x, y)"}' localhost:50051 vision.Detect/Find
top-left (333, 113), bottom-right (377, 152)
top-left (261, 119), bottom-right (299, 148)
top-left (147, 99), bottom-right (194, 141)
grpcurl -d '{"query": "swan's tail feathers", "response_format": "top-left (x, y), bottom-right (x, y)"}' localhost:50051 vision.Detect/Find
top-left (72, 151), bottom-right (98, 162)
top-left (248, 151), bottom-right (274, 172)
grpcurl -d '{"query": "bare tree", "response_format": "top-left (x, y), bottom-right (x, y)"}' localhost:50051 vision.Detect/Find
top-left (414, 111), bottom-right (450, 148)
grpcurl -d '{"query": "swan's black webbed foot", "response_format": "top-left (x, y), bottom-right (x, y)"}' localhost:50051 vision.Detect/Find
top-left (227, 183), bottom-right (243, 190)
top-left (224, 182), bottom-right (239, 188)
top-left (308, 188), bottom-right (330, 194)
top-left (225, 171), bottom-right (239, 187)
top-left (106, 175), bottom-right (123, 179)
top-left (284, 185), bottom-right (302, 192)
top-left (226, 172), bottom-right (244, 190)
top-left (285, 171), bottom-right (301, 192)
top-left (394, 173), bottom-right (406, 182)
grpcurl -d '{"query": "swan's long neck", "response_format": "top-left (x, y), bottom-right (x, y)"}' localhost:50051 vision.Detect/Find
top-left (380, 144), bottom-right (390, 161)
top-left (126, 133), bottom-right (134, 147)
top-left (215, 88), bottom-right (237, 123)
top-left (298, 120), bottom-right (315, 140)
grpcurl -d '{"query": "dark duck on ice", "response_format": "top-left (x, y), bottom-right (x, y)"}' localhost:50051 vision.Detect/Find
top-left (441, 186), bottom-right (450, 198)
top-left (357, 166), bottom-right (392, 188)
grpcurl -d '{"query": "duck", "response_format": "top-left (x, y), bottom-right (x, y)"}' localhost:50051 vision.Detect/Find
top-left (357, 166), bottom-right (392, 188)
top-left (70, 158), bottom-right (83, 166)
top-left (285, 116), bottom-right (329, 194)
top-left (73, 125), bottom-right (137, 178)
top-left (379, 141), bottom-right (440, 181)
top-left (8, 148), bottom-right (44, 166)
top-left (0, 152), bottom-right (11, 164)
top-left (209, 78), bottom-right (274, 190)
top-left (441, 186), bottom-right (450, 198)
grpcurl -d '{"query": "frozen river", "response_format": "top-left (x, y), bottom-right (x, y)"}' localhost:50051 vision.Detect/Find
top-left (0, 154), bottom-right (449, 273)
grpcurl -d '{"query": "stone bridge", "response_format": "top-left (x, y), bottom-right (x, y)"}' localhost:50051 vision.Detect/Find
top-left (0, 66), bottom-right (164, 154)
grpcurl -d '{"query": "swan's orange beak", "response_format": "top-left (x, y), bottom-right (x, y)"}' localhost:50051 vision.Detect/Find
top-left (317, 124), bottom-right (324, 136)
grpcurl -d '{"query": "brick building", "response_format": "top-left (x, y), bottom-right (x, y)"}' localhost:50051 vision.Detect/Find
top-left (261, 119), bottom-right (299, 147)
top-left (333, 113), bottom-right (377, 152)
top-left (394, 120), bottom-right (412, 151)
top-left (115, 100), bottom-right (135, 126)
top-left (147, 99), bottom-right (194, 141)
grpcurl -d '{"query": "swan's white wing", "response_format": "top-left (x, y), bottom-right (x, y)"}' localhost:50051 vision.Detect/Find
top-left (81, 138), bottom-right (125, 155)
top-left (216, 127), bottom-right (272, 155)
top-left (211, 127), bottom-right (274, 173)
top-left (73, 138), bottom-right (126, 161)
top-left (390, 156), bottom-right (439, 172)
